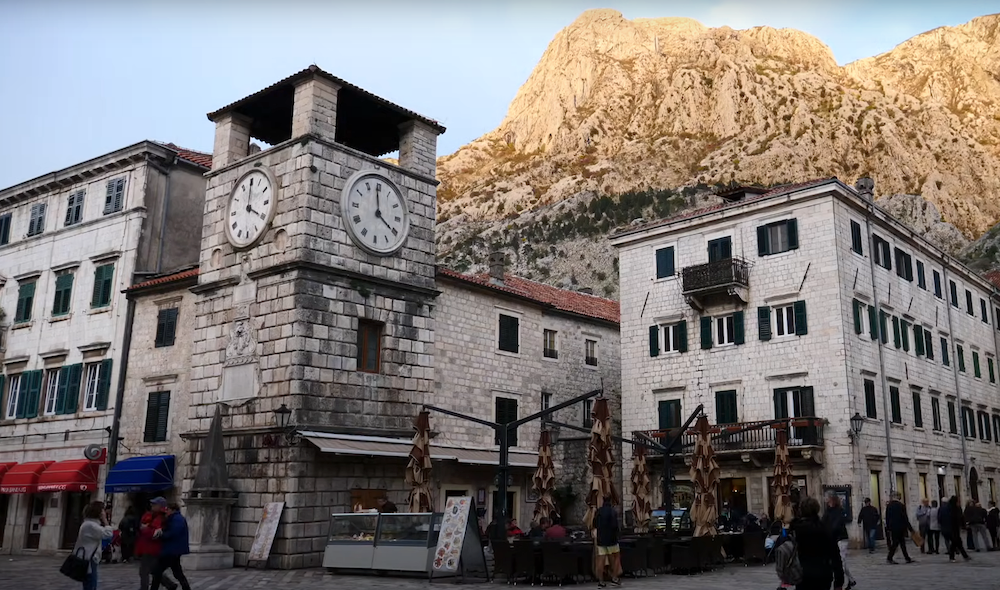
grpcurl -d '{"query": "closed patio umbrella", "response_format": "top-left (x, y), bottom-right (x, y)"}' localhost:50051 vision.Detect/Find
top-left (630, 445), bottom-right (652, 533)
top-left (688, 415), bottom-right (720, 538)
top-left (583, 397), bottom-right (620, 529)
top-left (532, 429), bottom-right (557, 523)
top-left (772, 426), bottom-right (794, 526)
top-left (406, 410), bottom-right (434, 513)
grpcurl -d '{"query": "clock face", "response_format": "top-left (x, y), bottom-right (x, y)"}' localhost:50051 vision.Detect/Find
top-left (341, 171), bottom-right (410, 255)
top-left (225, 169), bottom-right (277, 249)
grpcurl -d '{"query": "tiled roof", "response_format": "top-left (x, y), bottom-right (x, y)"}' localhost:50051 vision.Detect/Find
top-left (125, 268), bottom-right (200, 292)
top-left (613, 177), bottom-right (840, 238)
top-left (437, 267), bottom-right (620, 324)
top-left (985, 270), bottom-right (1000, 290)
top-left (157, 143), bottom-right (212, 169)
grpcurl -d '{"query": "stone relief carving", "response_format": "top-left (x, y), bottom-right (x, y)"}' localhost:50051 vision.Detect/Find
top-left (225, 318), bottom-right (257, 366)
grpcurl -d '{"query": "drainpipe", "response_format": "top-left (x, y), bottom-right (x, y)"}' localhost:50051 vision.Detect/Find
top-left (941, 265), bottom-right (970, 493)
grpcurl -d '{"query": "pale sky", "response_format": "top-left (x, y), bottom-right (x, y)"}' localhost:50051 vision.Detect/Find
top-left (0, 0), bottom-right (995, 188)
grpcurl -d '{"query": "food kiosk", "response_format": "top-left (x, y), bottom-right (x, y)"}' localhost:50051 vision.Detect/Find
top-left (323, 512), bottom-right (443, 574)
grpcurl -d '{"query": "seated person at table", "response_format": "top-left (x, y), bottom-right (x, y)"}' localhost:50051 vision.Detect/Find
top-left (544, 517), bottom-right (568, 540)
top-left (529, 518), bottom-right (550, 538)
top-left (507, 518), bottom-right (524, 537)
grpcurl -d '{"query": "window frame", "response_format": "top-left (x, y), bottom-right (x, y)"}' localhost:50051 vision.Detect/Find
top-left (584, 338), bottom-right (598, 367)
top-left (542, 329), bottom-right (558, 359)
top-left (155, 307), bottom-right (179, 348)
top-left (864, 379), bottom-right (877, 419)
top-left (91, 263), bottom-right (115, 309)
top-left (51, 271), bottom-right (74, 317)
top-left (658, 399), bottom-right (682, 430)
top-left (715, 314), bottom-right (736, 346)
top-left (981, 299), bottom-right (989, 324)
top-left (849, 220), bottom-right (864, 255)
top-left (948, 400), bottom-right (958, 434)
top-left (931, 397), bottom-right (942, 432)
top-left (356, 319), bottom-right (383, 374)
top-left (494, 396), bottom-right (519, 446)
top-left (889, 386), bottom-right (902, 424)
top-left (966, 290), bottom-right (974, 316)
top-left (950, 280), bottom-right (959, 308)
top-left (497, 312), bottom-right (520, 354)
top-left (663, 322), bottom-right (685, 354)
top-left (873, 235), bottom-right (892, 270)
top-left (103, 177), bottom-right (126, 215)
top-left (893, 248), bottom-right (913, 281)
top-left (715, 390), bottom-right (738, 425)
top-left (0, 212), bottom-right (11, 246)
top-left (774, 304), bottom-right (796, 338)
top-left (42, 368), bottom-right (60, 416)
top-left (912, 390), bottom-right (923, 428)
top-left (15, 280), bottom-right (37, 323)
top-left (758, 219), bottom-right (798, 256)
top-left (4, 374), bottom-right (22, 419)
top-left (27, 202), bottom-right (46, 237)
top-left (83, 364), bottom-right (101, 411)
top-left (65, 190), bottom-right (85, 227)
top-left (916, 260), bottom-right (926, 289)
top-left (933, 270), bottom-right (943, 299)
top-left (654, 246), bottom-right (676, 279)
top-left (582, 398), bottom-right (593, 428)
top-left (143, 391), bottom-right (171, 443)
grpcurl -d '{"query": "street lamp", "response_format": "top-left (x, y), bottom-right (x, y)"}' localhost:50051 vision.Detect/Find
top-left (274, 404), bottom-right (292, 429)
top-left (268, 404), bottom-right (299, 446)
top-left (849, 412), bottom-right (864, 443)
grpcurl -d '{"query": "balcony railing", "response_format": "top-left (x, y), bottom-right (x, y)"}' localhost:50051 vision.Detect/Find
top-left (681, 257), bottom-right (751, 295)
top-left (637, 417), bottom-right (825, 455)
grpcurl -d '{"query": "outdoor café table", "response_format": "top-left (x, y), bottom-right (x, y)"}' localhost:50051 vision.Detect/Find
top-left (719, 531), bottom-right (744, 560)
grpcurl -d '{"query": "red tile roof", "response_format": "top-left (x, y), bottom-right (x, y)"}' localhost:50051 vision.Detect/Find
top-left (985, 270), bottom-right (1000, 290)
top-left (157, 142), bottom-right (212, 169)
top-left (437, 267), bottom-right (620, 324)
top-left (125, 268), bottom-right (200, 292)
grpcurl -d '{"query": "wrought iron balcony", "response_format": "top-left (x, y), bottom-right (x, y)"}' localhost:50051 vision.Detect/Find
top-left (637, 417), bottom-right (825, 455)
top-left (681, 257), bottom-right (751, 309)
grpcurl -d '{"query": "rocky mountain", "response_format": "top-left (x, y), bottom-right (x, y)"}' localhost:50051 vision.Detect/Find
top-left (436, 10), bottom-right (1000, 295)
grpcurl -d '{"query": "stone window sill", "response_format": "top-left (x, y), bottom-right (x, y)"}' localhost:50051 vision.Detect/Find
top-left (891, 422), bottom-right (905, 429)
top-left (87, 306), bottom-right (112, 316)
top-left (49, 314), bottom-right (72, 324)
top-left (11, 321), bottom-right (32, 331)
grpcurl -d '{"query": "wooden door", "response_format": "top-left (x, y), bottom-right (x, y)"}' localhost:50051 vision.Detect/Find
top-left (25, 496), bottom-right (44, 549)
top-left (61, 492), bottom-right (91, 549)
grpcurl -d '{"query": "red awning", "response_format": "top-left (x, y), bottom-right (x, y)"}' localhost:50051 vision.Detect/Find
top-left (0, 461), bottom-right (54, 494)
top-left (0, 463), bottom-right (17, 481)
top-left (36, 460), bottom-right (99, 493)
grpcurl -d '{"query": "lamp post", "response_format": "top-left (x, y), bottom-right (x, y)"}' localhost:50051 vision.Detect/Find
top-left (271, 404), bottom-right (299, 446)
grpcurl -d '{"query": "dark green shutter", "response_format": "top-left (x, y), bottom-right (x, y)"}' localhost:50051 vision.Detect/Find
top-left (144, 393), bottom-right (159, 442)
top-left (974, 352), bottom-right (981, 378)
top-left (990, 358), bottom-right (996, 383)
top-left (799, 387), bottom-right (815, 417)
top-left (677, 320), bottom-right (688, 353)
top-left (900, 320), bottom-right (910, 352)
top-left (733, 311), bottom-right (745, 345)
top-left (914, 325), bottom-right (925, 356)
top-left (773, 390), bottom-right (788, 419)
top-left (853, 300), bottom-right (863, 334)
top-left (16, 282), bottom-right (35, 322)
top-left (715, 390), bottom-right (738, 424)
top-left (23, 370), bottom-right (42, 419)
top-left (850, 221), bottom-right (863, 254)
top-left (14, 375), bottom-right (27, 418)
top-left (868, 305), bottom-right (878, 340)
top-left (864, 380), bottom-right (877, 419)
top-left (655, 247), bottom-right (674, 278)
top-left (786, 219), bottom-right (798, 250)
top-left (62, 364), bottom-right (82, 414)
top-left (892, 316), bottom-right (901, 349)
top-left (700, 317), bottom-right (713, 350)
top-left (53, 273), bottom-right (73, 316)
top-left (758, 306), bottom-right (772, 341)
top-left (942, 338), bottom-right (950, 366)
top-left (757, 225), bottom-right (769, 256)
top-left (889, 387), bottom-right (901, 423)
top-left (912, 392), bottom-right (923, 427)
top-left (156, 393), bottom-right (170, 441)
top-left (95, 359), bottom-right (113, 411)
top-left (54, 366), bottom-right (70, 415)
top-left (924, 330), bottom-right (933, 360)
top-left (649, 325), bottom-right (660, 357)
top-left (879, 311), bottom-right (888, 344)
top-left (793, 301), bottom-right (807, 336)
top-left (959, 347), bottom-right (966, 372)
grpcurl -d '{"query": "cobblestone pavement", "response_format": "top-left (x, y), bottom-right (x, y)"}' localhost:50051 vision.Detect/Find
top-left (2, 549), bottom-right (1000, 590)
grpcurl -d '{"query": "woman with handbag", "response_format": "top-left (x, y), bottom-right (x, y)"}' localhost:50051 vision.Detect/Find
top-left (71, 501), bottom-right (115, 590)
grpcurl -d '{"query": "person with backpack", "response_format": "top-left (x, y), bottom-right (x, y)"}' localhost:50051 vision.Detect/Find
top-left (776, 497), bottom-right (843, 590)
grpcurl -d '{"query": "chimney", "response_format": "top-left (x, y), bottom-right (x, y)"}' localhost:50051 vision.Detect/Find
top-left (855, 177), bottom-right (875, 201)
top-left (488, 252), bottom-right (506, 284)
top-left (716, 185), bottom-right (768, 203)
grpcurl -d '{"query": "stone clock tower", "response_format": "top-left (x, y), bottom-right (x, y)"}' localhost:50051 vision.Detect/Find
top-left (186, 66), bottom-right (444, 568)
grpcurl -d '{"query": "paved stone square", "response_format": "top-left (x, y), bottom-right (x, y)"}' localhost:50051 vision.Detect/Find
top-left (3, 550), bottom-right (1000, 590)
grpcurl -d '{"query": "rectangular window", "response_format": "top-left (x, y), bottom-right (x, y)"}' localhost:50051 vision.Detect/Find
top-left (27, 203), bottom-right (46, 237)
top-left (864, 379), bottom-right (877, 419)
top-left (982, 299), bottom-right (989, 324)
top-left (65, 190), bottom-right (85, 226)
top-left (958, 345), bottom-right (966, 372)
top-left (932, 398), bottom-right (942, 432)
top-left (963, 407), bottom-right (975, 438)
top-left (155, 308), bottom-right (179, 348)
top-left (892, 316), bottom-right (901, 349)
top-left (84, 364), bottom-right (100, 411)
top-left (966, 290), bottom-right (974, 315)
top-left (15, 280), bottom-right (36, 323)
top-left (757, 219), bottom-right (798, 256)
top-left (879, 311), bottom-right (889, 344)
top-left (933, 270), bottom-right (942, 298)
top-left (916, 261), bottom-right (926, 289)
top-left (774, 305), bottom-right (795, 337)
top-left (143, 391), bottom-right (171, 442)
top-left (890, 386), bottom-right (902, 424)
top-left (894, 248), bottom-right (913, 281)
top-left (51, 271), bottom-right (74, 317)
top-left (942, 337), bottom-right (950, 366)
top-left (356, 320), bottom-right (382, 373)
top-left (582, 399), bottom-right (593, 428)
top-left (655, 246), bottom-right (675, 279)
top-left (852, 299), bottom-right (864, 335)
top-left (912, 391), bottom-right (923, 428)
top-left (541, 392), bottom-right (551, 412)
top-left (974, 351), bottom-right (982, 379)
top-left (42, 369), bottom-right (60, 416)
top-left (498, 314), bottom-right (519, 353)
top-left (495, 397), bottom-right (518, 446)
top-left (584, 339), bottom-right (598, 366)
top-left (658, 399), bottom-right (681, 430)
top-left (662, 322), bottom-right (687, 354)
top-left (707, 236), bottom-right (732, 262)
top-left (979, 411), bottom-right (991, 441)
top-left (948, 401), bottom-right (958, 434)
top-left (873, 235), bottom-right (892, 269)
top-left (950, 281), bottom-right (959, 307)
top-left (990, 357), bottom-right (996, 384)
top-left (993, 415), bottom-right (1000, 444)
top-left (91, 263), bottom-right (115, 308)
top-left (850, 220), bottom-right (863, 255)
top-left (543, 329), bottom-right (558, 359)
top-left (715, 315), bottom-right (735, 346)
top-left (104, 177), bottom-right (126, 214)
top-left (925, 329), bottom-right (934, 360)
top-left (54, 364), bottom-right (82, 415)
top-left (4, 374), bottom-right (22, 419)
top-left (900, 320), bottom-right (910, 352)
top-left (868, 305), bottom-right (878, 340)
top-left (715, 390), bottom-right (738, 424)
top-left (0, 212), bottom-right (10, 245)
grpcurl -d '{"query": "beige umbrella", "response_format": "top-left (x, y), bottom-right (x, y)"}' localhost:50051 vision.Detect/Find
top-left (583, 397), bottom-right (621, 529)
top-left (772, 426), bottom-right (795, 526)
top-left (532, 430), bottom-right (557, 523)
top-left (405, 410), bottom-right (434, 513)
top-left (688, 415), bottom-right (720, 538)
top-left (630, 445), bottom-right (652, 533)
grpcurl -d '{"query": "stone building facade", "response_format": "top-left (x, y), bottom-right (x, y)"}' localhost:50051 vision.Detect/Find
top-left (612, 178), bottom-right (1000, 545)
top-left (0, 142), bottom-right (209, 554)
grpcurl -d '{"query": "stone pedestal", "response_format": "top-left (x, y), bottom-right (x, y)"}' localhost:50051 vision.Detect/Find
top-left (183, 494), bottom-right (238, 570)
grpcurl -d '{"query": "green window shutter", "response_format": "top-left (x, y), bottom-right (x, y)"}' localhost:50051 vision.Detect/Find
top-left (892, 316), bottom-right (901, 349)
top-left (773, 390), bottom-right (788, 419)
top-left (16, 282), bottom-right (35, 323)
top-left (700, 317), bottom-right (713, 350)
top-left (793, 301), bottom-right (807, 336)
top-left (879, 311), bottom-right (888, 344)
top-left (890, 387), bottom-right (901, 423)
top-left (850, 220), bottom-right (863, 254)
top-left (52, 273), bottom-right (74, 316)
top-left (23, 370), bottom-right (42, 419)
top-left (989, 358), bottom-right (996, 383)
top-left (91, 265), bottom-right (105, 307)
top-left (655, 247), bottom-right (675, 278)
top-left (91, 264), bottom-right (114, 308)
top-left (852, 300), bottom-right (863, 334)
top-left (924, 330), bottom-right (933, 360)
top-left (900, 320), bottom-right (910, 352)
top-left (715, 390), bottom-right (738, 424)
top-left (868, 305), bottom-right (878, 340)
top-left (758, 306), bottom-right (772, 341)
top-left (649, 325), bottom-right (660, 357)
top-left (54, 366), bottom-right (70, 415)
top-left (156, 392), bottom-right (170, 441)
top-left (864, 380), bottom-right (877, 419)
top-left (95, 359), bottom-right (113, 411)
top-left (677, 320), bottom-right (688, 353)
top-left (958, 347), bottom-right (966, 372)
top-left (974, 352), bottom-right (981, 378)
top-left (144, 393), bottom-right (159, 442)
top-left (62, 364), bottom-right (82, 414)
top-left (914, 325), bottom-right (925, 356)
top-left (942, 338), bottom-right (950, 366)
top-left (912, 392), bottom-right (923, 428)
top-left (14, 376), bottom-right (27, 418)
top-left (786, 219), bottom-right (798, 250)
top-left (757, 225), bottom-right (769, 256)
top-left (800, 387), bottom-right (815, 416)
top-left (733, 311), bottom-right (745, 345)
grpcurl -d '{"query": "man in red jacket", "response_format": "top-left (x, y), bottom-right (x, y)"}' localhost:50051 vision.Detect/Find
top-left (136, 498), bottom-right (177, 590)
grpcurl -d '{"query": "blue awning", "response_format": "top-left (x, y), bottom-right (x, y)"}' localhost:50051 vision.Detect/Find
top-left (105, 455), bottom-right (175, 494)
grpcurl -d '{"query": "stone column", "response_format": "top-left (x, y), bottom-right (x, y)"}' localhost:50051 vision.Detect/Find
top-left (291, 75), bottom-right (340, 142)
top-left (211, 113), bottom-right (252, 170)
top-left (398, 120), bottom-right (439, 178)
top-left (183, 405), bottom-right (238, 570)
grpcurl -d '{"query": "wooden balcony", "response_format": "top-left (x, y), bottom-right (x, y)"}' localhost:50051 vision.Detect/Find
top-left (680, 257), bottom-right (750, 310)
top-left (637, 417), bottom-right (825, 459)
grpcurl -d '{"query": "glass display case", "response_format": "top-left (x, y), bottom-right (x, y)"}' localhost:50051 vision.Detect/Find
top-left (323, 512), bottom-right (443, 573)
top-left (323, 514), bottom-right (380, 569)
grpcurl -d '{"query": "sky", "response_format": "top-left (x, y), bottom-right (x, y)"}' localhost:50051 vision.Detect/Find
top-left (0, 0), bottom-right (995, 188)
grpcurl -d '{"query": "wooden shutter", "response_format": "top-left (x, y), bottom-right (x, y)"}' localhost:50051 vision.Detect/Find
top-left (95, 359), bottom-right (113, 411)
top-left (54, 366), bottom-right (70, 415)
top-left (900, 320), bottom-right (910, 352)
top-left (864, 380), bottom-right (877, 418)
top-left (53, 273), bottom-right (73, 315)
top-left (64, 195), bottom-right (74, 226)
top-left (715, 390), bottom-right (738, 424)
top-left (62, 364), bottom-right (82, 414)
top-left (868, 305), bottom-right (878, 340)
top-left (786, 219), bottom-right (798, 250)
top-left (649, 325), bottom-right (660, 357)
top-left (892, 316), bottom-right (901, 349)
top-left (733, 311), bottom-right (745, 345)
top-left (959, 347), bottom-right (966, 372)
top-left (889, 388), bottom-right (899, 422)
top-left (14, 375), bottom-right (27, 418)
top-left (16, 281), bottom-right (35, 322)
top-left (156, 392), bottom-right (170, 441)
top-left (914, 324), bottom-right (924, 356)
top-left (912, 392), bottom-right (923, 427)
top-left (507, 399), bottom-right (518, 446)
top-left (850, 221), bottom-right (863, 254)
top-left (989, 358), bottom-right (995, 383)
top-left (144, 393), bottom-right (159, 442)
top-left (793, 301), bottom-right (807, 336)
top-left (91, 265), bottom-right (106, 307)
top-left (924, 330), bottom-right (934, 360)
top-left (773, 390), bottom-right (788, 419)
top-left (658, 400), bottom-right (678, 430)
top-left (974, 352), bottom-right (981, 378)
top-left (917, 261), bottom-right (926, 288)
top-left (879, 311), bottom-right (888, 344)
top-left (852, 300), bottom-right (863, 334)
top-left (942, 338), bottom-right (950, 366)
top-left (677, 320), bottom-right (687, 353)
top-left (655, 247), bottom-right (674, 278)
top-left (800, 387), bottom-right (815, 417)
top-left (758, 306), bottom-right (772, 341)
top-left (700, 317), bottom-right (713, 350)
top-left (23, 370), bottom-right (42, 419)
top-left (498, 315), bottom-right (519, 353)
top-left (757, 225), bottom-right (769, 256)
top-left (114, 179), bottom-right (125, 212)
top-left (155, 308), bottom-right (178, 347)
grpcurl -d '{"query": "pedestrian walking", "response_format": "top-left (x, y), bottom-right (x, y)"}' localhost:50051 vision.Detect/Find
top-left (943, 496), bottom-right (971, 562)
top-left (966, 501), bottom-right (992, 552)
top-left (791, 497), bottom-right (844, 590)
top-left (927, 500), bottom-right (941, 554)
top-left (885, 492), bottom-right (914, 564)
top-left (137, 498), bottom-right (177, 590)
top-left (150, 503), bottom-right (192, 590)
top-left (118, 506), bottom-right (138, 564)
top-left (592, 498), bottom-right (622, 588)
top-left (916, 498), bottom-right (930, 554)
top-left (857, 498), bottom-right (881, 554)
top-left (822, 494), bottom-right (855, 589)
top-left (72, 501), bottom-right (115, 590)
top-left (987, 501), bottom-right (999, 548)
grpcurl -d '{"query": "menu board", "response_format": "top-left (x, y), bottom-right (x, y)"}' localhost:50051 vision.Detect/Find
top-left (248, 502), bottom-right (284, 564)
top-left (429, 496), bottom-right (488, 580)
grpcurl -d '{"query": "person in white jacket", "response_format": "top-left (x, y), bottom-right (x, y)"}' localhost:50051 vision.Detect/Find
top-left (72, 501), bottom-right (115, 590)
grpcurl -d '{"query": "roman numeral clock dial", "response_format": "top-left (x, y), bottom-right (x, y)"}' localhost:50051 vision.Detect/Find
top-left (340, 170), bottom-right (410, 256)
top-left (225, 168), bottom-right (277, 249)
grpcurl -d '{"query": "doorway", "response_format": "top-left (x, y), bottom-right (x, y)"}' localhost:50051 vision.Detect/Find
top-left (491, 490), bottom-right (517, 526)
top-left (0, 495), bottom-right (7, 548)
top-left (61, 492), bottom-right (91, 549)
top-left (970, 468), bottom-right (980, 503)
top-left (25, 496), bottom-right (44, 549)
top-left (718, 478), bottom-right (748, 524)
